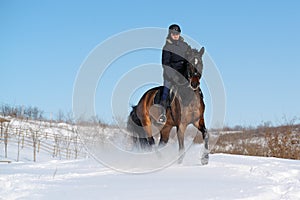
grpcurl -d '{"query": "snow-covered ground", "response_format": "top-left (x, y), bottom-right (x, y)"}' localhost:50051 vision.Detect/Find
top-left (1, 118), bottom-right (300, 199)
top-left (1, 149), bottom-right (300, 200)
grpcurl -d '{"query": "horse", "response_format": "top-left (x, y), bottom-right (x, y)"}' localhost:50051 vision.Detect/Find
top-left (127, 47), bottom-right (209, 165)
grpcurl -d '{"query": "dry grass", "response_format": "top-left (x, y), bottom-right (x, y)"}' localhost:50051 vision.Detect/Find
top-left (265, 125), bottom-right (300, 159)
top-left (209, 124), bottom-right (300, 160)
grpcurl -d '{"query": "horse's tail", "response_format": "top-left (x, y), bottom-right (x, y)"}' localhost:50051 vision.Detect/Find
top-left (127, 106), bottom-right (147, 147)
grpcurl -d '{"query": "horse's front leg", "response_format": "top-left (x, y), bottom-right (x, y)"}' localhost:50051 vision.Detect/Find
top-left (176, 123), bottom-right (187, 164)
top-left (201, 127), bottom-right (209, 165)
top-left (194, 117), bottom-right (209, 165)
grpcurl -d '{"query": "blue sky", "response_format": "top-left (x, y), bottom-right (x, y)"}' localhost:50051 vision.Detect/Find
top-left (1, 0), bottom-right (300, 127)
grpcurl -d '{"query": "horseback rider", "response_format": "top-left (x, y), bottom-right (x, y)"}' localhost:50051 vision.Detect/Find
top-left (158, 24), bottom-right (191, 123)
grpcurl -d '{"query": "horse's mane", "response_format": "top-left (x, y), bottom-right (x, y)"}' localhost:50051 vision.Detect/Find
top-left (191, 48), bottom-right (199, 54)
top-left (187, 48), bottom-right (199, 55)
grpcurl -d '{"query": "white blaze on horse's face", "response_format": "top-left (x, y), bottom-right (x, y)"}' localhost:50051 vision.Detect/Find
top-left (195, 58), bottom-right (198, 65)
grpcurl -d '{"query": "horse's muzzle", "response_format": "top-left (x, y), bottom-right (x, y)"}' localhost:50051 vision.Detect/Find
top-left (190, 78), bottom-right (200, 90)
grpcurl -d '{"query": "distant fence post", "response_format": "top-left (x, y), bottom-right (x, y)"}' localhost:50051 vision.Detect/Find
top-left (32, 130), bottom-right (38, 162)
top-left (0, 121), bottom-right (2, 138)
top-left (0, 118), bottom-right (10, 158)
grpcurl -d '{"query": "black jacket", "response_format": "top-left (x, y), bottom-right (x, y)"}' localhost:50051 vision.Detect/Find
top-left (162, 36), bottom-right (190, 80)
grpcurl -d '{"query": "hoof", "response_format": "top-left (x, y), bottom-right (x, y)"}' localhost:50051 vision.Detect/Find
top-left (201, 153), bottom-right (209, 165)
top-left (148, 137), bottom-right (155, 145)
top-left (177, 157), bottom-right (184, 164)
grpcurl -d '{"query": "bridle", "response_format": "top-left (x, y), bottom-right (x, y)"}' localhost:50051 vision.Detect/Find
top-left (186, 54), bottom-right (202, 90)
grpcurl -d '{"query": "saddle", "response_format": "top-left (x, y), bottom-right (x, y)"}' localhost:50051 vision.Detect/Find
top-left (148, 86), bottom-right (176, 124)
top-left (154, 85), bottom-right (202, 108)
top-left (153, 86), bottom-right (176, 107)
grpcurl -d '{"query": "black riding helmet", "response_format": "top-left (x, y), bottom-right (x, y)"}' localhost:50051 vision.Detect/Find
top-left (169, 24), bottom-right (181, 35)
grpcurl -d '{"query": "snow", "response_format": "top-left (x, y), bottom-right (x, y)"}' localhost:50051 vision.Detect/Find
top-left (1, 150), bottom-right (300, 199)
top-left (1, 119), bottom-right (300, 199)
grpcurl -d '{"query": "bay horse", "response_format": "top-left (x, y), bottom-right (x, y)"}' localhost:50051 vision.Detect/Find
top-left (127, 47), bottom-right (209, 165)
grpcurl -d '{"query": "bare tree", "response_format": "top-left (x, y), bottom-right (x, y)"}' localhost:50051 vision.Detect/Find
top-left (57, 110), bottom-right (65, 122)
top-left (65, 111), bottom-right (74, 124)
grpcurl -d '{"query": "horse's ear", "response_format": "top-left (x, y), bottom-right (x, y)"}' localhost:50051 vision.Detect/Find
top-left (199, 47), bottom-right (205, 56)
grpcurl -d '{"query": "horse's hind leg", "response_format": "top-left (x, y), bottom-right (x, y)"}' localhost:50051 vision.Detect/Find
top-left (138, 116), bottom-right (155, 150)
top-left (139, 137), bottom-right (150, 149)
top-left (135, 125), bottom-right (154, 150)
top-left (135, 106), bottom-right (155, 149)
top-left (129, 123), bottom-right (153, 150)
top-left (142, 124), bottom-right (155, 145)
top-left (131, 130), bottom-right (147, 150)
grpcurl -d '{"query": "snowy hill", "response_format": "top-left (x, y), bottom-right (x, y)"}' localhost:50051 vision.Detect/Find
top-left (1, 118), bottom-right (300, 199)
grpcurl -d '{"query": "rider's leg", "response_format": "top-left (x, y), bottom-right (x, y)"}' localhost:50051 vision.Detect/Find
top-left (158, 79), bottom-right (171, 123)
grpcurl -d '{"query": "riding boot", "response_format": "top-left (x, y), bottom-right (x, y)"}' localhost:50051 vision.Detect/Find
top-left (158, 86), bottom-right (169, 124)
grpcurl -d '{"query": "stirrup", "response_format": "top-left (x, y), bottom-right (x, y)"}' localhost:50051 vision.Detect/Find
top-left (158, 114), bottom-right (167, 124)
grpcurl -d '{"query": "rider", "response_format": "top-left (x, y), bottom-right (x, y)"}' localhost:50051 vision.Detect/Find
top-left (158, 24), bottom-right (191, 123)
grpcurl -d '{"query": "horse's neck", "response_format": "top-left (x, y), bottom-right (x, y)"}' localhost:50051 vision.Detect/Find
top-left (177, 88), bottom-right (199, 106)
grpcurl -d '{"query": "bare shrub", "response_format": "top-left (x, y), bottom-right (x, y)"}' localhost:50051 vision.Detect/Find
top-left (211, 123), bottom-right (300, 160)
top-left (265, 125), bottom-right (300, 159)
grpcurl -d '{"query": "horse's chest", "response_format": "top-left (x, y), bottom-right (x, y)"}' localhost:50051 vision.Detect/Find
top-left (181, 101), bottom-right (200, 122)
